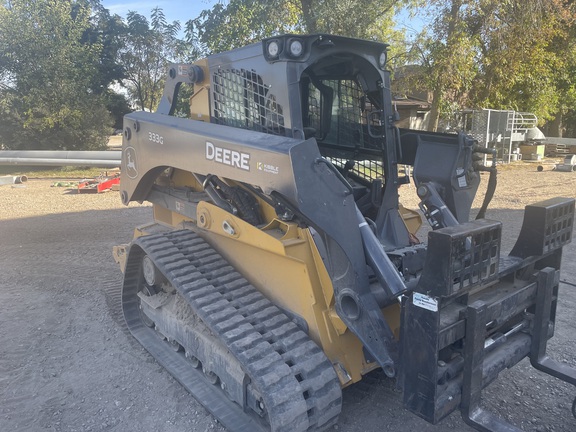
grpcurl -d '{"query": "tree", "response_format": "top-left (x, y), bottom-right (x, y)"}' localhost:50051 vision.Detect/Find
top-left (120, 7), bottom-right (192, 112)
top-left (465, 0), bottom-right (575, 125)
top-left (405, 0), bottom-right (576, 131)
top-left (187, 0), bottom-right (409, 55)
top-left (82, 1), bottom-right (125, 94)
top-left (186, 0), bottom-right (299, 54)
top-left (82, 2), bottom-right (131, 130)
top-left (0, 0), bottom-right (113, 150)
top-left (400, 1), bottom-right (480, 131)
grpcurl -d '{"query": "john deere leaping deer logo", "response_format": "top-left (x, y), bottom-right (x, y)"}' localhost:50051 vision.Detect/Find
top-left (125, 147), bottom-right (138, 179)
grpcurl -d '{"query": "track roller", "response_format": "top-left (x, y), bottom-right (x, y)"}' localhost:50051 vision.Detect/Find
top-left (202, 367), bottom-right (219, 385)
top-left (185, 351), bottom-right (201, 368)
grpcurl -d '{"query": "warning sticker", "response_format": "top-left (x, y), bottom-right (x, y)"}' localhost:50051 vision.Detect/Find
top-left (456, 168), bottom-right (467, 188)
top-left (413, 292), bottom-right (439, 312)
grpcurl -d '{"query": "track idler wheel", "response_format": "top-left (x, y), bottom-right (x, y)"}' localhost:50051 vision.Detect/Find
top-left (138, 254), bottom-right (162, 328)
top-left (142, 255), bottom-right (162, 286)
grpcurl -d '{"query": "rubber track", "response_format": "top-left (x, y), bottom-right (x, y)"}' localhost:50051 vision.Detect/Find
top-left (122, 229), bottom-right (342, 432)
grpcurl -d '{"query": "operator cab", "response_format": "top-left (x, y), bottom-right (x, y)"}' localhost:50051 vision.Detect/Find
top-left (296, 49), bottom-right (394, 219)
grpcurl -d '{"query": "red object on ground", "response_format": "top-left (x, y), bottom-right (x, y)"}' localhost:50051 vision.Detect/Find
top-left (78, 173), bottom-right (120, 193)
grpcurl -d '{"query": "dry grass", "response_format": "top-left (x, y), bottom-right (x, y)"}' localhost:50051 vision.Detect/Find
top-left (0, 166), bottom-right (119, 179)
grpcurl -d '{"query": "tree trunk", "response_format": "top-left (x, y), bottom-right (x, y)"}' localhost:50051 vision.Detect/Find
top-left (299, 0), bottom-right (317, 33)
top-left (428, 87), bottom-right (442, 132)
top-left (547, 113), bottom-right (563, 138)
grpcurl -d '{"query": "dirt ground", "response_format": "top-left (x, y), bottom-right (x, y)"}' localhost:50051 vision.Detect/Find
top-left (1, 161), bottom-right (575, 432)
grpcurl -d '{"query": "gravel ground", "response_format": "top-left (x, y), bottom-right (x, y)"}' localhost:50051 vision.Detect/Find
top-left (0, 162), bottom-right (575, 432)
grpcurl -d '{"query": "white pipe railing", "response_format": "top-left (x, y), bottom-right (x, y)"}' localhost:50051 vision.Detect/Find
top-left (0, 151), bottom-right (121, 167)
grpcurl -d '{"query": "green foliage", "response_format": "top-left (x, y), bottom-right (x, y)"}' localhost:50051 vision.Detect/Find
top-left (105, 91), bottom-right (132, 130)
top-left (0, 165), bottom-right (110, 179)
top-left (82, 3), bottom-right (126, 94)
top-left (464, 0), bottom-right (574, 124)
top-left (188, 0), bottom-right (409, 54)
top-left (172, 84), bottom-right (194, 118)
top-left (186, 0), bottom-right (296, 54)
top-left (305, 0), bottom-right (402, 38)
top-left (0, 0), bottom-right (113, 150)
top-left (405, 0), bottom-right (576, 131)
top-left (120, 7), bottom-right (194, 112)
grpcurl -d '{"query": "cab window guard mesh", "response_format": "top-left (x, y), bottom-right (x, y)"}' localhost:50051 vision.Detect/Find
top-left (212, 69), bottom-right (285, 135)
top-left (308, 79), bottom-right (384, 182)
top-left (307, 79), bottom-right (382, 150)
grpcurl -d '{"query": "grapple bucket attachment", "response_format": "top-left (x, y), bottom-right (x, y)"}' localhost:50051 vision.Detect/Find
top-left (401, 197), bottom-right (575, 431)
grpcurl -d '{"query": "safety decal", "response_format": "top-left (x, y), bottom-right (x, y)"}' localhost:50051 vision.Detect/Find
top-left (412, 292), bottom-right (438, 312)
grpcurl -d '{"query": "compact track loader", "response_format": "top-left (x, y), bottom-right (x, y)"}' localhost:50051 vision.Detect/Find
top-left (114, 34), bottom-right (576, 431)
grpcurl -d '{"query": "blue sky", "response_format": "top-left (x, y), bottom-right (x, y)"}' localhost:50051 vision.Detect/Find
top-left (101, 1), bottom-right (216, 24)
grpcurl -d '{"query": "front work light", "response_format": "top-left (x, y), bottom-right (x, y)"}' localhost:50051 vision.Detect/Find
top-left (289, 39), bottom-right (304, 57)
top-left (378, 51), bottom-right (388, 69)
top-left (267, 40), bottom-right (280, 58)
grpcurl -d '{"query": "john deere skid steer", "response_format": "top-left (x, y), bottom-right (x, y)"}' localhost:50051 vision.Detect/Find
top-left (113, 34), bottom-right (576, 431)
